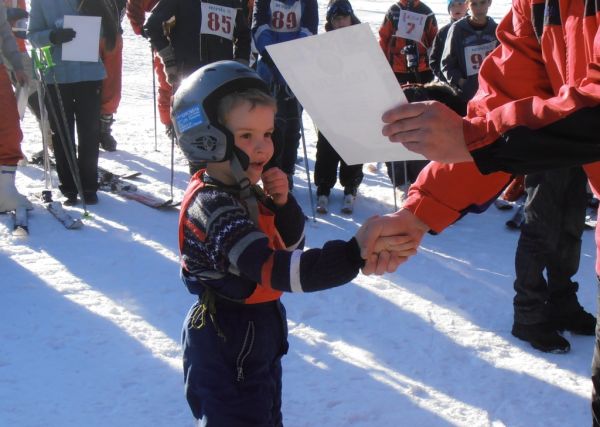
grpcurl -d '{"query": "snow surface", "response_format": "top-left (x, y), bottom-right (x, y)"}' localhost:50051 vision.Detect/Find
top-left (1, 1), bottom-right (596, 426)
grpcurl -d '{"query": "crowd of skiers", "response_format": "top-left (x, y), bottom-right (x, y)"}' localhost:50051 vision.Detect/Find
top-left (2, 0), bottom-right (600, 425)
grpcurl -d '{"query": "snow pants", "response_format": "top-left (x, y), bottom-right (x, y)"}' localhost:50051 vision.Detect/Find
top-left (270, 91), bottom-right (301, 178)
top-left (513, 167), bottom-right (588, 325)
top-left (0, 64), bottom-right (23, 166)
top-left (46, 80), bottom-right (102, 197)
top-left (314, 131), bottom-right (363, 196)
top-left (100, 34), bottom-right (123, 115)
top-left (182, 297), bottom-right (289, 427)
top-left (153, 52), bottom-right (172, 126)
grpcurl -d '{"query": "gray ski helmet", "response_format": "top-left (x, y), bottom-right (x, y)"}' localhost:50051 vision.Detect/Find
top-left (171, 60), bottom-right (270, 164)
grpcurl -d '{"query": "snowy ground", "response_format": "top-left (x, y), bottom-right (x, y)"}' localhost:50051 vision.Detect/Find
top-left (1, 1), bottom-right (597, 426)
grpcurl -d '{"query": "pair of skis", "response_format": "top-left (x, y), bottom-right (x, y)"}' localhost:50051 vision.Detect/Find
top-left (98, 168), bottom-right (180, 209)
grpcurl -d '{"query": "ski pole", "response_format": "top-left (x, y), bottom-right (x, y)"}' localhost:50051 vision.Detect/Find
top-left (31, 49), bottom-right (53, 191)
top-left (297, 102), bottom-right (316, 222)
top-left (151, 48), bottom-right (158, 152)
top-left (33, 47), bottom-right (88, 215)
top-left (391, 161), bottom-right (398, 211)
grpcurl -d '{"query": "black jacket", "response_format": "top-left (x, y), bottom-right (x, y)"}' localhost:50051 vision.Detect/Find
top-left (145, 0), bottom-right (251, 76)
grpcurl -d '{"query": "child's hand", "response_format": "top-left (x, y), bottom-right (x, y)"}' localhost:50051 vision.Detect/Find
top-left (262, 167), bottom-right (289, 206)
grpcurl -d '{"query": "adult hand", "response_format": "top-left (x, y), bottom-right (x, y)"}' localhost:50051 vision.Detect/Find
top-left (14, 69), bottom-right (28, 86)
top-left (49, 28), bottom-right (76, 45)
top-left (357, 209), bottom-right (429, 275)
top-left (261, 167), bottom-right (289, 207)
top-left (382, 101), bottom-right (474, 164)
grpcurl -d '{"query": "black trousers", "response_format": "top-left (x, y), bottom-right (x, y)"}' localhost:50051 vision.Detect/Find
top-left (270, 91), bottom-right (301, 177)
top-left (314, 131), bottom-right (363, 196)
top-left (513, 167), bottom-right (588, 325)
top-left (46, 80), bottom-right (102, 197)
top-left (385, 160), bottom-right (429, 187)
top-left (592, 278), bottom-right (600, 426)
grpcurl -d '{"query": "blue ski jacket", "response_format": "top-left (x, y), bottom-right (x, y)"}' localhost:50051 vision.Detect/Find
top-left (251, 0), bottom-right (318, 87)
top-left (27, 0), bottom-right (106, 84)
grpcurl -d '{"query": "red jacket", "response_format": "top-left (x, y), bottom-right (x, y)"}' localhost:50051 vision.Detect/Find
top-left (378, 0), bottom-right (437, 74)
top-left (403, 0), bottom-right (600, 272)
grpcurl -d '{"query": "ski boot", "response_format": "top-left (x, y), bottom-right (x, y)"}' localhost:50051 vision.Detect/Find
top-left (100, 114), bottom-right (118, 152)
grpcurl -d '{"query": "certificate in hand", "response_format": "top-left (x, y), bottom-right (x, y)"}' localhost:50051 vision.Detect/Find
top-left (61, 15), bottom-right (101, 62)
top-left (266, 23), bottom-right (423, 165)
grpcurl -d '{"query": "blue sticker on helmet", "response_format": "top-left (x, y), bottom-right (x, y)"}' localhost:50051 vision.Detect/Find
top-left (175, 105), bottom-right (205, 133)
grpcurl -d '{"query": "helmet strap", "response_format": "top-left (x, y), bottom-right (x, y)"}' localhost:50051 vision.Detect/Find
top-left (230, 153), bottom-right (259, 226)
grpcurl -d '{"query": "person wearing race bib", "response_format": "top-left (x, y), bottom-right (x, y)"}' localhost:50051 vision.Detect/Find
top-left (251, 0), bottom-right (318, 190)
top-left (144, 0), bottom-right (252, 174)
top-left (440, 0), bottom-right (497, 102)
top-left (429, 0), bottom-right (469, 83)
top-left (379, 0), bottom-right (438, 85)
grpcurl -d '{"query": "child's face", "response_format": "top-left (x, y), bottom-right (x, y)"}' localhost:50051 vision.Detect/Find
top-left (449, 1), bottom-right (468, 20)
top-left (469, 0), bottom-right (491, 19)
top-left (331, 14), bottom-right (352, 29)
top-left (225, 101), bottom-right (275, 184)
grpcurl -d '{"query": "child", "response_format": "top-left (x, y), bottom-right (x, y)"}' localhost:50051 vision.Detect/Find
top-left (378, 0), bottom-right (438, 85)
top-left (172, 60), bottom-right (416, 425)
top-left (440, 0), bottom-right (497, 102)
top-left (429, 0), bottom-right (469, 83)
top-left (251, 0), bottom-right (319, 189)
top-left (314, 0), bottom-right (363, 215)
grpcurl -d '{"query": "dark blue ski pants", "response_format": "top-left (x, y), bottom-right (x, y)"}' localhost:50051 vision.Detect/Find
top-left (182, 297), bottom-right (289, 427)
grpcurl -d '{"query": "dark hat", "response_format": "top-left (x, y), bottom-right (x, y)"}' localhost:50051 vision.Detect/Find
top-left (326, 0), bottom-right (354, 22)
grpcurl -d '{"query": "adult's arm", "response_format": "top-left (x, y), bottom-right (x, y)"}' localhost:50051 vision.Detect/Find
top-left (0, 4), bottom-right (22, 70)
top-left (144, 0), bottom-right (176, 52)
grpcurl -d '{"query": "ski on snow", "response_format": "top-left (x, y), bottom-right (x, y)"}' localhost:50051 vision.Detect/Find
top-left (35, 191), bottom-right (83, 230)
top-left (98, 168), bottom-right (179, 209)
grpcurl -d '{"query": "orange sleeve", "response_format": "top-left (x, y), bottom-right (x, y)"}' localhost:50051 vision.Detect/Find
top-left (403, 161), bottom-right (511, 233)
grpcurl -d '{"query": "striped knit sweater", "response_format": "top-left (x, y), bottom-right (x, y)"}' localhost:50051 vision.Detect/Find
top-left (180, 176), bottom-right (363, 300)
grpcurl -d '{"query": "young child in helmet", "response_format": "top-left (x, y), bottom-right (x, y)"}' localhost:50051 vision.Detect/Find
top-left (173, 60), bottom-right (417, 425)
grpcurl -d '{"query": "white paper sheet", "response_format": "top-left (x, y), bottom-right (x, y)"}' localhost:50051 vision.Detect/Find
top-left (266, 23), bottom-right (423, 165)
top-left (61, 15), bottom-right (101, 62)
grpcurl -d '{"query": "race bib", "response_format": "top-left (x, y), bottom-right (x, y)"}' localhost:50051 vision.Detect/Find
top-left (464, 41), bottom-right (497, 76)
top-left (200, 3), bottom-right (237, 40)
top-left (395, 10), bottom-right (426, 42)
top-left (269, 0), bottom-right (302, 33)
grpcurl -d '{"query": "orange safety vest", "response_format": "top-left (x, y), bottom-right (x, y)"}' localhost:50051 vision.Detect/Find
top-left (178, 171), bottom-right (284, 304)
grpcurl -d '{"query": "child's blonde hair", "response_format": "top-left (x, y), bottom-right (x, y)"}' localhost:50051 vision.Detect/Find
top-left (217, 88), bottom-right (277, 125)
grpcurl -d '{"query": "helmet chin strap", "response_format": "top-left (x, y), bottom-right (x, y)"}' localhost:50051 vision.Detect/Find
top-left (230, 152), bottom-right (259, 226)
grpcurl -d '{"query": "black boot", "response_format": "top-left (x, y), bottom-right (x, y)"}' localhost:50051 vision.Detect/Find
top-left (551, 306), bottom-right (597, 335)
top-left (512, 322), bottom-right (571, 353)
top-left (100, 114), bottom-right (117, 152)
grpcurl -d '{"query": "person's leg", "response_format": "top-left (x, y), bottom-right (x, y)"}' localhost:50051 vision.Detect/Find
top-left (154, 53), bottom-right (173, 127)
top-left (546, 167), bottom-right (595, 333)
top-left (279, 97), bottom-right (301, 187)
top-left (340, 159), bottom-right (364, 196)
top-left (73, 80), bottom-right (102, 200)
top-left (314, 132), bottom-right (338, 197)
top-left (0, 65), bottom-right (31, 212)
top-left (512, 170), bottom-right (570, 352)
top-left (182, 300), bottom-right (287, 426)
top-left (46, 82), bottom-right (77, 199)
top-left (99, 34), bottom-right (123, 151)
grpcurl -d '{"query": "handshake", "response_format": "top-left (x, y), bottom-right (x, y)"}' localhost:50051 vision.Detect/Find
top-left (354, 209), bottom-right (430, 275)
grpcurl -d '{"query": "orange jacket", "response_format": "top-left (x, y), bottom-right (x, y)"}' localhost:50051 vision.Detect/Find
top-left (178, 172), bottom-right (284, 304)
top-left (403, 0), bottom-right (600, 272)
top-left (126, 0), bottom-right (159, 36)
top-left (378, 0), bottom-right (437, 74)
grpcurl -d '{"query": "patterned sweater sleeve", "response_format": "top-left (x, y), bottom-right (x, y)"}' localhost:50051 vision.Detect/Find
top-left (181, 189), bottom-right (363, 294)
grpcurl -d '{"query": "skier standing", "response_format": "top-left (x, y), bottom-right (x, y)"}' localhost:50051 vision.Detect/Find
top-left (251, 0), bottom-right (318, 190)
top-left (0, 2), bottom-right (31, 212)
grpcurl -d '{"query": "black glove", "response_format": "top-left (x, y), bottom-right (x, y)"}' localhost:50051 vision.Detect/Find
top-left (6, 7), bottom-right (28, 22)
top-left (49, 28), bottom-right (76, 45)
top-left (158, 46), bottom-right (180, 88)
